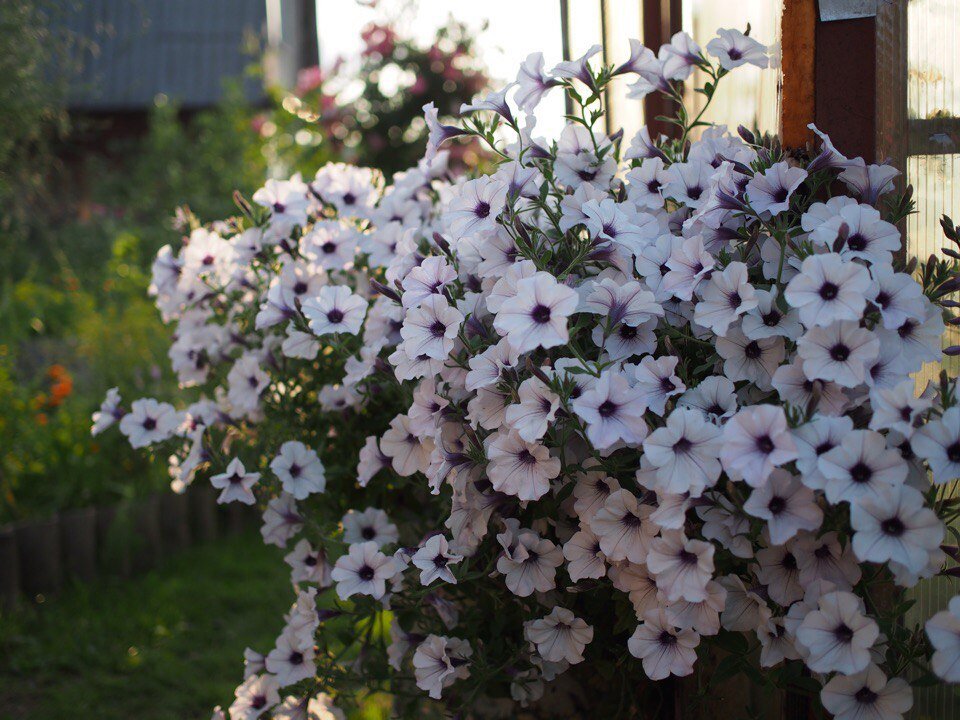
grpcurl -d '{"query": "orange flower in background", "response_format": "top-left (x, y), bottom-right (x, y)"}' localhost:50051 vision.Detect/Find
top-left (41, 365), bottom-right (74, 409)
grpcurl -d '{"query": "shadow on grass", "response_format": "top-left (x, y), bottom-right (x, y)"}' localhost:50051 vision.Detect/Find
top-left (0, 531), bottom-right (290, 720)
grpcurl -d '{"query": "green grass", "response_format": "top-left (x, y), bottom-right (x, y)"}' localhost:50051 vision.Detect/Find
top-left (0, 531), bottom-right (291, 720)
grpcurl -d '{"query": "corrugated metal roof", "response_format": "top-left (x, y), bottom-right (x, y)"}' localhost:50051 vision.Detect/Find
top-left (59, 0), bottom-right (269, 110)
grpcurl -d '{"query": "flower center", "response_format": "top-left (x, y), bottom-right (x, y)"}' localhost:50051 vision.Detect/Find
top-left (142, 417), bottom-right (157, 430)
top-left (819, 282), bottom-right (839, 301)
top-left (850, 462), bottom-right (873, 484)
top-left (429, 320), bottom-right (447, 337)
top-left (327, 309), bottom-right (345, 324)
top-left (947, 441), bottom-right (960, 463)
top-left (530, 304), bottom-right (551, 324)
top-left (321, 241), bottom-right (337, 254)
top-left (847, 233), bottom-right (867, 251)
top-left (755, 434), bottom-right (774, 454)
top-left (829, 343), bottom-right (850, 362)
top-left (745, 341), bottom-right (762, 359)
top-left (361, 526), bottom-right (376, 540)
top-left (597, 400), bottom-right (618, 418)
top-left (855, 687), bottom-right (879, 705)
top-left (288, 463), bottom-right (302, 478)
top-left (293, 281), bottom-right (308, 295)
top-left (767, 496), bottom-right (786, 515)
top-left (658, 630), bottom-right (678, 645)
top-left (517, 449), bottom-right (537, 465)
top-left (289, 651), bottom-right (304, 665)
top-left (833, 623), bottom-right (854, 643)
top-left (358, 565), bottom-right (375, 582)
top-left (880, 517), bottom-right (906, 537)
top-left (474, 201), bottom-right (491, 218)
top-left (772, 187), bottom-right (788, 204)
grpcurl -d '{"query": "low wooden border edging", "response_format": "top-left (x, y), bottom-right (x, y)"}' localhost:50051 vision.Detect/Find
top-left (0, 485), bottom-right (258, 606)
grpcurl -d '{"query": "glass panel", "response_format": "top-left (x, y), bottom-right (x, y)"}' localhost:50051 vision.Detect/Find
top-left (682, 0), bottom-right (782, 138)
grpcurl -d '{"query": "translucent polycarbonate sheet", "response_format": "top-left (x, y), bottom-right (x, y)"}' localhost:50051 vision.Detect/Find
top-left (904, 4), bottom-right (960, 718)
top-left (907, 0), bottom-right (960, 122)
top-left (682, 0), bottom-right (782, 139)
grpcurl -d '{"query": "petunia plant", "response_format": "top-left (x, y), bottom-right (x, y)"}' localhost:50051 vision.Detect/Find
top-left (95, 25), bottom-right (960, 720)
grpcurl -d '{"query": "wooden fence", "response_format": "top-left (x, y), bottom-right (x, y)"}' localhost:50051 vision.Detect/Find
top-left (0, 485), bottom-right (257, 605)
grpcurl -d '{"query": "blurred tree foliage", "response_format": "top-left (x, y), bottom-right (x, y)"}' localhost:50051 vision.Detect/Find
top-left (260, 16), bottom-right (488, 178)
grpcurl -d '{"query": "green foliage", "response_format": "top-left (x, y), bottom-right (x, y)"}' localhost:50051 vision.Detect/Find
top-left (0, 532), bottom-right (292, 720)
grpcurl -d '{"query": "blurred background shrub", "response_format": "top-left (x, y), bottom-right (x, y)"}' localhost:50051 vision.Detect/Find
top-left (0, 0), bottom-right (488, 524)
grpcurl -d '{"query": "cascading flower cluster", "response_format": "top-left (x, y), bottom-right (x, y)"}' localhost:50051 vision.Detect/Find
top-left (94, 27), bottom-right (960, 720)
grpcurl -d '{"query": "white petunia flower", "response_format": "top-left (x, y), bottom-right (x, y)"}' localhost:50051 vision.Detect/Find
top-left (270, 441), bottom-right (325, 500)
top-left (850, 484), bottom-right (942, 574)
top-left (496, 527), bottom-right (563, 597)
top-left (119, 397), bottom-right (179, 449)
top-left (399, 294), bottom-right (464, 361)
top-left (342, 507), bottom-right (399, 548)
top-left (627, 355), bottom-right (685, 416)
top-left (412, 635), bottom-right (472, 700)
top-left (646, 530), bottom-right (715, 603)
top-left (642, 408), bottom-right (723, 497)
top-left (818, 430), bottom-right (908, 505)
top-left (493, 272), bottom-right (579, 353)
top-left (627, 608), bottom-right (700, 680)
top-left (745, 163), bottom-right (806, 216)
top-left (820, 665), bottom-right (913, 720)
top-left (210, 457), bottom-right (260, 505)
top-left (572, 370), bottom-right (648, 450)
top-left (302, 285), bottom-right (368, 336)
top-left (784, 253), bottom-right (871, 327)
top-left (706, 28), bottom-right (768, 70)
top-left (563, 527), bottom-right (608, 581)
top-left (229, 674), bottom-right (281, 720)
top-left (525, 607), bottom-right (594, 664)
top-left (591, 489), bottom-right (657, 564)
top-left (693, 261), bottom-right (757, 335)
top-left (330, 541), bottom-right (398, 600)
top-left (796, 590), bottom-right (879, 675)
top-left (927, 596), bottom-right (960, 682)
top-left (721, 405), bottom-right (797, 487)
top-left (486, 430), bottom-right (560, 501)
top-left (797, 320), bottom-right (880, 388)
top-left (504, 376), bottom-right (560, 442)
top-left (912, 406), bottom-right (960, 485)
top-left (744, 469), bottom-right (823, 544)
top-left (412, 535), bottom-right (463, 586)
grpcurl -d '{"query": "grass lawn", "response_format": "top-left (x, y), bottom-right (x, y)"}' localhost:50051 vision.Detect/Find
top-left (0, 531), bottom-right (291, 720)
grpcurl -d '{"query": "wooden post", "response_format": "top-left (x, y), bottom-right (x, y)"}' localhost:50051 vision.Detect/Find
top-left (641, 0), bottom-right (682, 138)
top-left (780, 0), bottom-right (817, 149)
top-left (814, 14), bottom-right (878, 161)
